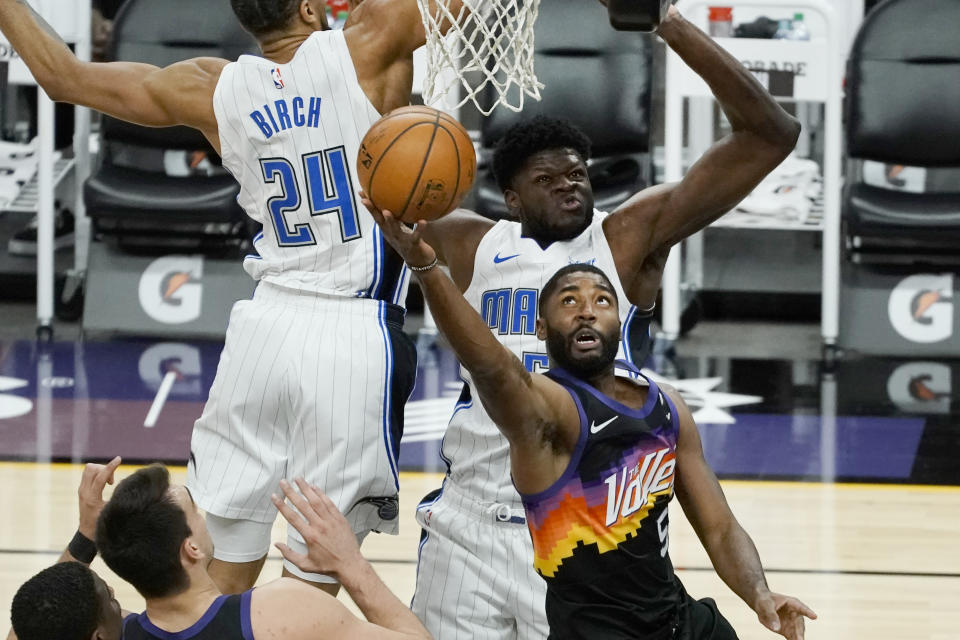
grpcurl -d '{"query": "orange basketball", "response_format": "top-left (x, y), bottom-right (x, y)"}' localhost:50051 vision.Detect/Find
top-left (357, 105), bottom-right (476, 223)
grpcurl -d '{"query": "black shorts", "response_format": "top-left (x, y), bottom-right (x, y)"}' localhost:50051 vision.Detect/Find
top-left (677, 594), bottom-right (739, 640)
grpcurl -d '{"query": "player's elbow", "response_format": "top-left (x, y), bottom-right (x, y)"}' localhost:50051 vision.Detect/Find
top-left (749, 114), bottom-right (801, 170)
top-left (39, 62), bottom-right (84, 104)
top-left (778, 114), bottom-right (802, 152)
top-left (43, 81), bottom-right (73, 104)
top-left (748, 111), bottom-right (801, 160)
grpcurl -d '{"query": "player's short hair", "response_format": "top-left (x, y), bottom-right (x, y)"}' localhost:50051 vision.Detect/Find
top-left (230, 0), bottom-right (302, 37)
top-left (492, 115), bottom-right (592, 192)
top-left (539, 263), bottom-right (618, 317)
top-left (10, 562), bottom-right (100, 640)
top-left (96, 464), bottom-right (193, 599)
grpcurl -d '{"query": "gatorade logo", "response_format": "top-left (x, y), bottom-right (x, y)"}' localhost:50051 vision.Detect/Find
top-left (888, 274), bottom-right (953, 343)
top-left (138, 343), bottom-right (203, 396)
top-left (139, 256), bottom-right (204, 324)
top-left (887, 362), bottom-right (951, 415)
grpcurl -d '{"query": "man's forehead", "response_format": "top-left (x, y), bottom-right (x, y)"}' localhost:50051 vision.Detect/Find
top-left (168, 484), bottom-right (193, 506)
top-left (556, 271), bottom-right (612, 291)
top-left (92, 571), bottom-right (108, 592)
top-left (523, 148), bottom-right (584, 170)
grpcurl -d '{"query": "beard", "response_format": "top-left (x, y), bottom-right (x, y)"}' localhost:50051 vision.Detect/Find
top-left (523, 201), bottom-right (595, 244)
top-left (545, 323), bottom-right (620, 379)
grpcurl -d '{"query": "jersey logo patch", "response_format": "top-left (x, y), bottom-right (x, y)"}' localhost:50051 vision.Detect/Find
top-left (590, 416), bottom-right (618, 434)
top-left (493, 252), bottom-right (520, 264)
top-left (271, 67), bottom-right (284, 89)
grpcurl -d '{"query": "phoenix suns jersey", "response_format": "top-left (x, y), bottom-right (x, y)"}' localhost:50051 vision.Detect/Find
top-left (213, 29), bottom-right (408, 305)
top-left (521, 363), bottom-right (683, 639)
top-left (443, 213), bottom-right (654, 507)
top-left (122, 591), bottom-right (252, 640)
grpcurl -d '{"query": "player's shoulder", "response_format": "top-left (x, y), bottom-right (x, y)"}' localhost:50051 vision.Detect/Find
top-left (345, 0), bottom-right (421, 35)
top-left (349, 0), bottom-right (418, 20)
top-left (250, 579), bottom-right (345, 637)
top-left (255, 576), bottom-right (324, 598)
top-left (427, 208), bottom-right (495, 250)
top-left (154, 57), bottom-right (229, 92)
top-left (443, 208), bottom-right (497, 233)
top-left (652, 381), bottom-right (694, 422)
top-left (168, 56), bottom-right (230, 76)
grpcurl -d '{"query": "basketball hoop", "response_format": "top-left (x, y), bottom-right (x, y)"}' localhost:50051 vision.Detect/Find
top-left (417, 0), bottom-right (543, 116)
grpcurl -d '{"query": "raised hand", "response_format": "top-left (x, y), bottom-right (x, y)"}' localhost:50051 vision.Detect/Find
top-left (271, 478), bottom-right (363, 578)
top-left (77, 456), bottom-right (122, 539)
top-left (754, 591), bottom-right (817, 640)
top-left (359, 190), bottom-right (437, 269)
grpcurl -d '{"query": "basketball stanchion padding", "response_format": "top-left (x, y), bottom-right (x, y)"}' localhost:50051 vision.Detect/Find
top-left (357, 106), bottom-right (476, 223)
top-left (608, 0), bottom-right (675, 31)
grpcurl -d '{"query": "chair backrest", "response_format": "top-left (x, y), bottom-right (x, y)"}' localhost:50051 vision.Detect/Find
top-left (479, 0), bottom-right (651, 156)
top-left (101, 0), bottom-right (257, 150)
top-left (845, 0), bottom-right (960, 167)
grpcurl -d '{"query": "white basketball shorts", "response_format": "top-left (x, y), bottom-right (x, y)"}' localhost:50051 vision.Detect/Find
top-left (187, 282), bottom-right (416, 548)
top-left (411, 480), bottom-right (548, 640)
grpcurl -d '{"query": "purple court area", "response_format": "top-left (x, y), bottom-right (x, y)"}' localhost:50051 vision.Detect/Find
top-left (0, 337), bottom-right (956, 485)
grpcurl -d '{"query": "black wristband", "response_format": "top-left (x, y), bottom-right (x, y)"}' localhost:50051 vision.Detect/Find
top-left (68, 530), bottom-right (97, 564)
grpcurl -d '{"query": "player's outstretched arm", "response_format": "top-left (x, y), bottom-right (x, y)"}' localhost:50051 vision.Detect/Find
top-left (6, 456), bottom-right (129, 640)
top-left (668, 387), bottom-right (817, 640)
top-left (263, 478), bottom-right (430, 639)
top-left (364, 196), bottom-right (580, 486)
top-left (604, 6), bottom-right (800, 291)
top-left (0, 0), bottom-right (224, 140)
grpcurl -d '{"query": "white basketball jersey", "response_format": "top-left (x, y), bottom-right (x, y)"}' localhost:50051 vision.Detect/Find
top-left (213, 30), bottom-right (409, 306)
top-left (445, 212), bottom-right (651, 506)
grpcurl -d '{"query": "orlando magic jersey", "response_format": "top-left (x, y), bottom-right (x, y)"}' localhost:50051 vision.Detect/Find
top-left (213, 29), bottom-right (408, 305)
top-left (522, 365), bottom-right (682, 640)
top-left (443, 213), bottom-right (653, 507)
top-left (122, 591), bottom-right (253, 639)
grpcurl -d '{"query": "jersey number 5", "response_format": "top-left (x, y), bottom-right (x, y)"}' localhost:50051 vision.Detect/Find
top-left (260, 146), bottom-right (361, 247)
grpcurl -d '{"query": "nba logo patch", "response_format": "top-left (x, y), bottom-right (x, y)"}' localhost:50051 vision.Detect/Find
top-left (271, 67), bottom-right (284, 90)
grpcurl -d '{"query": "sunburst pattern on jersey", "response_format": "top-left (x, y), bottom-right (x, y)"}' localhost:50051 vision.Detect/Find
top-left (525, 442), bottom-right (676, 578)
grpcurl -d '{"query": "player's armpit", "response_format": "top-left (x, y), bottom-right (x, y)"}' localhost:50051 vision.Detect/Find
top-left (602, 183), bottom-right (672, 295)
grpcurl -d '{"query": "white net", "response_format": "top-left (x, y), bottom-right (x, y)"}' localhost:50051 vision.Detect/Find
top-left (417, 0), bottom-right (543, 116)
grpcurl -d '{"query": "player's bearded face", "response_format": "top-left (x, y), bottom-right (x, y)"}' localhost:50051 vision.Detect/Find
top-left (544, 318), bottom-right (620, 378)
top-left (540, 273), bottom-right (621, 377)
top-left (514, 150), bottom-right (595, 242)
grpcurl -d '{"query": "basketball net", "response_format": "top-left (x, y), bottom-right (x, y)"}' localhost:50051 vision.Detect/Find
top-left (417, 0), bottom-right (543, 116)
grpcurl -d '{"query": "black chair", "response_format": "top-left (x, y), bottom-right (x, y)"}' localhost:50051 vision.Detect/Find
top-left (84, 0), bottom-right (258, 254)
top-left (842, 0), bottom-right (960, 264)
top-left (472, 0), bottom-right (653, 219)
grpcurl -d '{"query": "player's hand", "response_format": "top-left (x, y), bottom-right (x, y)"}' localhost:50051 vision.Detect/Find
top-left (77, 456), bottom-right (122, 539)
top-left (754, 590), bottom-right (817, 640)
top-left (272, 478), bottom-right (364, 578)
top-left (655, 4), bottom-right (681, 34)
top-left (359, 190), bottom-right (437, 269)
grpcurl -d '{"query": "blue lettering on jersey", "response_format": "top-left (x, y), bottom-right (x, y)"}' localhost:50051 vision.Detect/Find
top-left (250, 97), bottom-right (323, 139)
top-left (481, 288), bottom-right (540, 336)
top-left (292, 97), bottom-right (306, 127)
top-left (511, 289), bottom-right (537, 334)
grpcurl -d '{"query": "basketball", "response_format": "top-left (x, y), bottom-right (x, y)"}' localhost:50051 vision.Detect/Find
top-left (357, 105), bottom-right (476, 223)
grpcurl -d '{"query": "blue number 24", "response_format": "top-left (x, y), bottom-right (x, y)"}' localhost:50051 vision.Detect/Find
top-left (259, 145), bottom-right (361, 246)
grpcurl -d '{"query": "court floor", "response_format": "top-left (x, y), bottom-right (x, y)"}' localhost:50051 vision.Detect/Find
top-left (2, 465), bottom-right (958, 639)
top-left (1, 320), bottom-right (959, 638)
